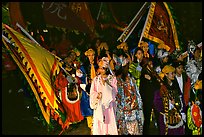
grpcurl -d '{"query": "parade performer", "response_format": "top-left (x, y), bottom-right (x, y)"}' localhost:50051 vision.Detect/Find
top-left (54, 52), bottom-right (84, 130)
top-left (114, 51), bottom-right (144, 135)
top-left (89, 57), bottom-right (118, 135)
top-left (154, 65), bottom-right (186, 135)
top-left (77, 48), bottom-right (97, 134)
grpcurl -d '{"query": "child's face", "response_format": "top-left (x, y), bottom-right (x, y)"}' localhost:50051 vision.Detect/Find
top-left (135, 50), bottom-right (144, 60)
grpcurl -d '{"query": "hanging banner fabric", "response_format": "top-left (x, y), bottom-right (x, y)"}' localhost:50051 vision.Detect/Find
top-left (42, 2), bottom-right (93, 34)
top-left (141, 2), bottom-right (180, 53)
top-left (2, 24), bottom-right (65, 127)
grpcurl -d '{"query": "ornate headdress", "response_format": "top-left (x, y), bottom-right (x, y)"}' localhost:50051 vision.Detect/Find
top-left (159, 65), bottom-right (175, 80)
top-left (112, 54), bottom-right (130, 70)
top-left (85, 48), bottom-right (95, 56)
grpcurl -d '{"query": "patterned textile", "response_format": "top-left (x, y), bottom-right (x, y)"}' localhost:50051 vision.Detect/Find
top-left (116, 75), bottom-right (144, 135)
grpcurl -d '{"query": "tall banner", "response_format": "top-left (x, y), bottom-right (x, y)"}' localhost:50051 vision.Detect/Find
top-left (68, 2), bottom-right (95, 32)
top-left (140, 2), bottom-right (180, 53)
top-left (2, 24), bottom-right (66, 129)
top-left (8, 2), bottom-right (27, 31)
top-left (42, 2), bottom-right (94, 35)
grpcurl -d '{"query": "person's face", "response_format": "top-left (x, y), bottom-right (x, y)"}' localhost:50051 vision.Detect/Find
top-left (87, 53), bottom-right (95, 64)
top-left (135, 50), bottom-right (144, 61)
top-left (175, 65), bottom-right (184, 76)
top-left (194, 48), bottom-right (201, 60)
top-left (65, 57), bottom-right (72, 65)
top-left (98, 67), bottom-right (106, 75)
top-left (148, 61), bottom-right (153, 69)
top-left (142, 46), bottom-right (149, 53)
top-left (70, 52), bottom-right (76, 61)
top-left (166, 71), bottom-right (175, 81)
top-left (162, 56), bottom-right (169, 63)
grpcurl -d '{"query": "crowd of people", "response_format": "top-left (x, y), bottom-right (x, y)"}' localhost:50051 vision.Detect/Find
top-left (45, 30), bottom-right (202, 135)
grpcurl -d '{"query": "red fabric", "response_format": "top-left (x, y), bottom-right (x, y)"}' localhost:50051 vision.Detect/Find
top-left (61, 88), bottom-right (84, 123)
top-left (184, 77), bottom-right (191, 106)
top-left (143, 2), bottom-right (179, 53)
top-left (160, 84), bottom-right (168, 97)
top-left (42, 2), bottom-right (92, 34)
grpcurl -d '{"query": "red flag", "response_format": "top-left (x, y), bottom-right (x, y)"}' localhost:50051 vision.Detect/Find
top-left (69, 2), bottom-right (95, 32)
top-left (141, 2), bottom-right (180, 53)
top-left (42, 2), bottom-right (93, 35)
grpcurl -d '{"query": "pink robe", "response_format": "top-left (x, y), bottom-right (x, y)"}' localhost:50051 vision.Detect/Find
top-left (90, 75), bottom-right (118, 135)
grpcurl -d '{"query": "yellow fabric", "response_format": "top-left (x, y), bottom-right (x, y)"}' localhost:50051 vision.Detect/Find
top-left (162, 65), bottom-right (175, 74)
top-left (86, 116), bottom-right (93, 129)
top-left (159, 65), bottom-right (175, 79)
top-left (2, 24), bottom-right (62, 125)
top-left (90, 64), bottom-right (96, 80)
top-left (194, 80), bottom-right (202, 90)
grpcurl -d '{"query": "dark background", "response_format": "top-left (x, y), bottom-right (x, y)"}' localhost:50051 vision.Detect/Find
top-left (19, 2), bottom-right (202, 45)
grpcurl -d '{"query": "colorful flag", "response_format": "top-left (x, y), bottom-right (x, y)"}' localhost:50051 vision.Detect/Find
top-left (2, 23), bottom-right (66, 128)
top-left (140, 2), bottom-right (180, 53)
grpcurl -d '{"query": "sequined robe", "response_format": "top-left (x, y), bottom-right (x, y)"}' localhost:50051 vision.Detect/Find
top-left (116, 74), bottom-right (144, 135)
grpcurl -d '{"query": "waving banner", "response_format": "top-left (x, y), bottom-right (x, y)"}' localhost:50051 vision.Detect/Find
top-left (140, 2), bottom-right (180, 53)
top-left (2, 23), bottom-right (67, 130)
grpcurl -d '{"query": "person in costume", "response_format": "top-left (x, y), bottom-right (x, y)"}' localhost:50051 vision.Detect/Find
top-left (54, 51), bottom-right (84, 129)
top-left (129, 47), bottom-right (144, 88)
top-left (138, 41), bottom-right (150, 59)
top-left (185, 45), bottom-right (202, 88)
top-left (155, 49), bottom-right (171, 74)
top-left (172, 60), bottom-right (192, 134)
top-left (77, 48), bottom-right (97, 134)
top-left (89, 57), bottom-right (118, 135)
top-left (114, 50), bottom-right (144, 135)
top-left (153, 65), bottom-right (186, 135)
